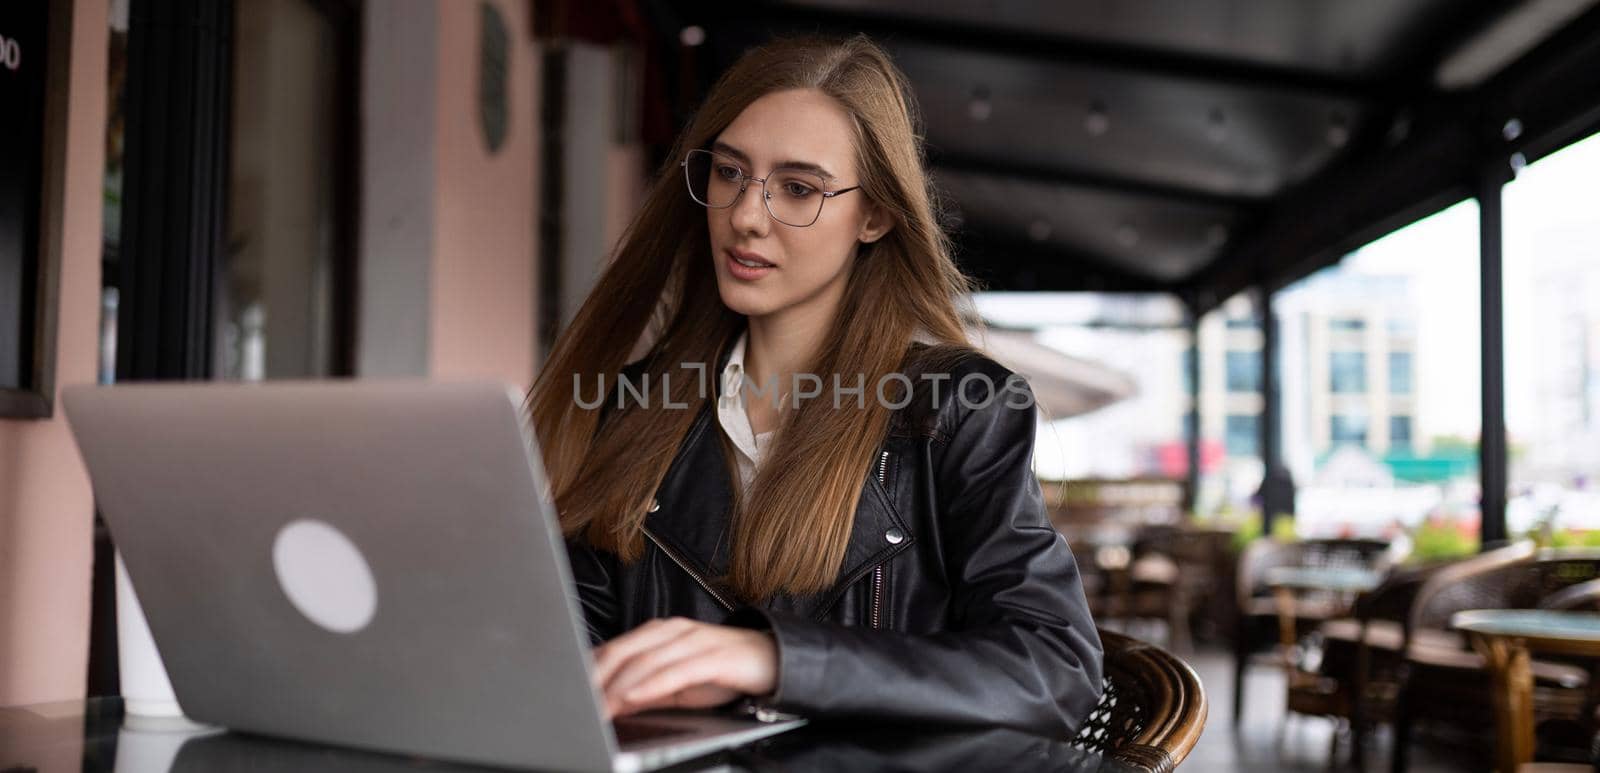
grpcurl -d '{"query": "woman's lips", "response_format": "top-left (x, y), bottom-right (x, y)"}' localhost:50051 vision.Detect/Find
top-left (726, 249), bottom-right (776, 280)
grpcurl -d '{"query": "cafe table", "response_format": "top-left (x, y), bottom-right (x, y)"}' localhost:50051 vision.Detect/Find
top-left (1264, 566), bottom-right (1384, 655)
top-left (0, 697), bottom-right (1146, 772)
top-left (1450, 609), bottom-right (1600, 773)
top-left (1265, 565), bottom-right (1386, 755)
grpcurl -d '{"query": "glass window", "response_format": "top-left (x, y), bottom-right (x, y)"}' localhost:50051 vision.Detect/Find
top-left (1226, 351), bottom-right (1260, 393)
top-left (968, 292), bottom-right (1188, 488)
top-left (1389, 351), bottom-right (1413, 394)
top-left (1226, 414), bottom-right (1259, 456)
top-left (1275, 198), bottom-right (1481, 542)
top-left (1331, 318), bottom-right (1366, 332)
top-left (1331, 414), bottom-right (1368, 448)
top-left (1390, 416), bottom-right (1413, 452)
top-left (1505, 130), bottom-right (1600, 539)
top-left (1330, 351), bottom-right (1366, 393)
top-left (219, 0), bottom-right (356, 380)
top-left (1196, 290), bottom-right (1264, 516)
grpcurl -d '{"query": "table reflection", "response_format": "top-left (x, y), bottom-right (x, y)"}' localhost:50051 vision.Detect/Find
top-left (3, 699), bottom-right (1136, 773)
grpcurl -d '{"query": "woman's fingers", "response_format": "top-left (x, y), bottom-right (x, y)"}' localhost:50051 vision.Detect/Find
top-left (613, 683), bottom-right (740, 717)
top-left (591, 620), bottom-right (779, 719)
top-left (613, 655), bottom-right (730, 713)
top-left (591, 617), bottom-right (696, 688)
top-left (601, 627), bottom-right (715, 700)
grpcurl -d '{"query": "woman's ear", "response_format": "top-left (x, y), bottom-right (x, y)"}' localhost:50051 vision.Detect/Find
top-left (858, 202), bottom-right (895, 244)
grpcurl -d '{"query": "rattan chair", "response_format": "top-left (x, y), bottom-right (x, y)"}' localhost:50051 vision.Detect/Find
top-left (1304, 559), bottom-right (1453, 761)
top-left (1391, 545), bottom-right (1600, 773)
top-left (1231, 537), bottom-right (1395, 725)
top-left (1070, 629), bottom-right (1208, 773)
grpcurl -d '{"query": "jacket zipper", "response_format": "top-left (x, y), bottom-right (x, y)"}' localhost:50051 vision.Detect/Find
top-left (643, 525), bottom-right (735, 613)
top-left (870, 450), bottom-right (889, 629)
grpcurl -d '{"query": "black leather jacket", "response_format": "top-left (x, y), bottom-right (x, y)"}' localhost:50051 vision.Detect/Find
top-left (565, 346), bottom-right (1104, 737)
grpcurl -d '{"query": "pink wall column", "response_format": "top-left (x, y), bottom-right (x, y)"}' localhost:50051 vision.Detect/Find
top-left (0, 0), bottom-right (108, 706)
top-left (430, 0), bottom-right (539, 386)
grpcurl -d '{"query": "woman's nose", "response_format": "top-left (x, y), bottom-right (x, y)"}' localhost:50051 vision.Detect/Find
top-left (729, 181), bottom-right (770, 235)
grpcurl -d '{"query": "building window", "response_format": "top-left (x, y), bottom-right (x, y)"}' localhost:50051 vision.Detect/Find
top-left (1226, 351), bottom-right (1261, 393)
top-left (1390, 416), bottom-right (1413, 452)
top-left (1331, 414), bottom-right (1368, 448)
top-left (1226, 414), bottom-right (1259, 456)
top-left (1330, 351), bottom-right (1367, 393)
top-left (1331, 317), bottom-right (1366, 332)
top-left (1389, 351), bottom-right (1413, 394)
top-left (1180, 346), bottom-right (1195, 395)
top-left (1225, 315), bottom-right (1258, 329)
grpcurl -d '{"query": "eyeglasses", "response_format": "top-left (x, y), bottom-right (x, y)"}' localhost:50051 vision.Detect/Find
top-left (681, 148), bottom-right (861, 227)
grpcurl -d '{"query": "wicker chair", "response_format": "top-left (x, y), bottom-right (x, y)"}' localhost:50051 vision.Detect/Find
top-left (1391, 545), bottom-right (1600, 773)
top-left (1303, 559), bottom-right (1454, 761)
top-left (1070, 629), bottom-right (1208, 773)
top-left (1103, 524), bottom-right (1215, 652)
top-left (1231, 537), bottom-right (1395, 725)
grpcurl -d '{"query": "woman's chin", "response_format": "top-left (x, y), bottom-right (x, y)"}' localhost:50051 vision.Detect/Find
top-left (716, 284), bottom-right (779, 318)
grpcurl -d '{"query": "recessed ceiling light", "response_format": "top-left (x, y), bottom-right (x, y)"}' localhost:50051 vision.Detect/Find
top-left (1085, 100), bottom-right (1110, 137)
top-left (1503, 117), bottom-right (1524, 141)
top-left (1327, 112), bottom-right (1350, 148)
top-left (679, 26), bottom-right (705, 47)
top-left (1206, 107), bottom-right (1227, 144)
top-left (969, 85), bottom-right (992, 122)
top-left (1386, 113), bottom-right (1412, 147)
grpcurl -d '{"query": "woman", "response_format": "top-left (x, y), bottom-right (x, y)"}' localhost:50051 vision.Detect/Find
top-left (525, 34), bottom-right (1102, 737)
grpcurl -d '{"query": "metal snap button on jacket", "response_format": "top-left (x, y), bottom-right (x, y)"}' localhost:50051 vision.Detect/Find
top-left (649, 498), bottom-right (660, 512)
top-left (884, 527), bottom-right (905, 545)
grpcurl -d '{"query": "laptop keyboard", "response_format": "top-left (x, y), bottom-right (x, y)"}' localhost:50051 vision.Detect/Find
top-left (613, 719), bottom-right (695, 745)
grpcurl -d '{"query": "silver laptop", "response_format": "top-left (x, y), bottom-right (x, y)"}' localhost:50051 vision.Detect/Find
top-left (63, 380), bottom-right (804, 772)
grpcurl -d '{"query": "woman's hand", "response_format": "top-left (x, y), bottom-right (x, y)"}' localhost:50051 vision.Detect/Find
top-left (591, 617), bottom-right (777, 719)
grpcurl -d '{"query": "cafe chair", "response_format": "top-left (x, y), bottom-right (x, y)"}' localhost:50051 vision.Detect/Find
top-left (1391, 546), bottom-right (1600, 773)
top-left (1536, 577), bottom-right (1600, 612)
top-left (1285, 561), bottom-right (1443, 763)
top-left (1070, 629), bottom-right (1208, 773)
top-left (1102, 525), bottom-right (1194, 652)
top-left (1231, 537), bottom-right (1393, 725)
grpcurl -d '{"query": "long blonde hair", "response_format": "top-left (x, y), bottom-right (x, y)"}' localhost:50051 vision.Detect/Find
top-left (527, 35), bottom-right (978, 601)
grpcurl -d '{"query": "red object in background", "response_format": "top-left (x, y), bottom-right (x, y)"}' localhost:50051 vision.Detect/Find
top-left (1152, 440), bottom-right (1226, 477)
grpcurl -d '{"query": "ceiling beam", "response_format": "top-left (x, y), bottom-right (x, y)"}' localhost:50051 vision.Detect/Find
top-left (952, 227), bottom-right (1176, 294)
top-left (930, 149), bottom-right (1262, 211)
top-left (693, 1), bottom-right (1389, 103)
top-left (1182, 3), bottom-right (1600, 314)
top-left (1180, 98), bottom-right (1480, 313)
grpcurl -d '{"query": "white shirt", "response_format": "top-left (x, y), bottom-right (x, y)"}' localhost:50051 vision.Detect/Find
top-left (717, 331), bottom-right (775, 492)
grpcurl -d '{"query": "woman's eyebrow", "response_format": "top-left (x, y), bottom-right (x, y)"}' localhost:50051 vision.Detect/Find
top-left (712, 141), bottom-right (836, 180)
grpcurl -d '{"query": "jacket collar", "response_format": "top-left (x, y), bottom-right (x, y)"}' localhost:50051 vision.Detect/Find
top-left (645, 337), bottom-right (914, 618)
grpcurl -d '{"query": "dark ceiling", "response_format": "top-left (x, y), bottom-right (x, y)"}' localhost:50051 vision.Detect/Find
top-left (638, 0), bottom-right (1600, 313)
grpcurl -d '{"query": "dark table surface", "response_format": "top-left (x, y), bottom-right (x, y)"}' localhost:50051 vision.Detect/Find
top-left (0, 698), bottom-right (1141, 772)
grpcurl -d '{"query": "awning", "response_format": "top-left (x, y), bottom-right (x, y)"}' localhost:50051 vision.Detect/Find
top-left (966, 324), bottom-right (1138, 419)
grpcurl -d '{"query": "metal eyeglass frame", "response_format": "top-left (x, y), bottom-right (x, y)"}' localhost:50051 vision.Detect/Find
top-left (680, 148), bottom-right (861, 227)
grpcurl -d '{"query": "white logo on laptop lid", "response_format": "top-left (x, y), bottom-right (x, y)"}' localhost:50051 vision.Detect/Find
top-left (272, 519), bottom-right (379, 634)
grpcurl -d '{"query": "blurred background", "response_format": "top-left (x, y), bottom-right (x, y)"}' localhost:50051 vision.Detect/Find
top-left (5, 1), bottom-right (1600, 769)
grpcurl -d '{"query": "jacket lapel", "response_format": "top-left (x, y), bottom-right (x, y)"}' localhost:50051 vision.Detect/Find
top-left (644, 405), bottom-right (736, 583)
top-left (643, 338), bottom-right (916, 618)
top-left (768, 469), bottom-right (915, 620)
